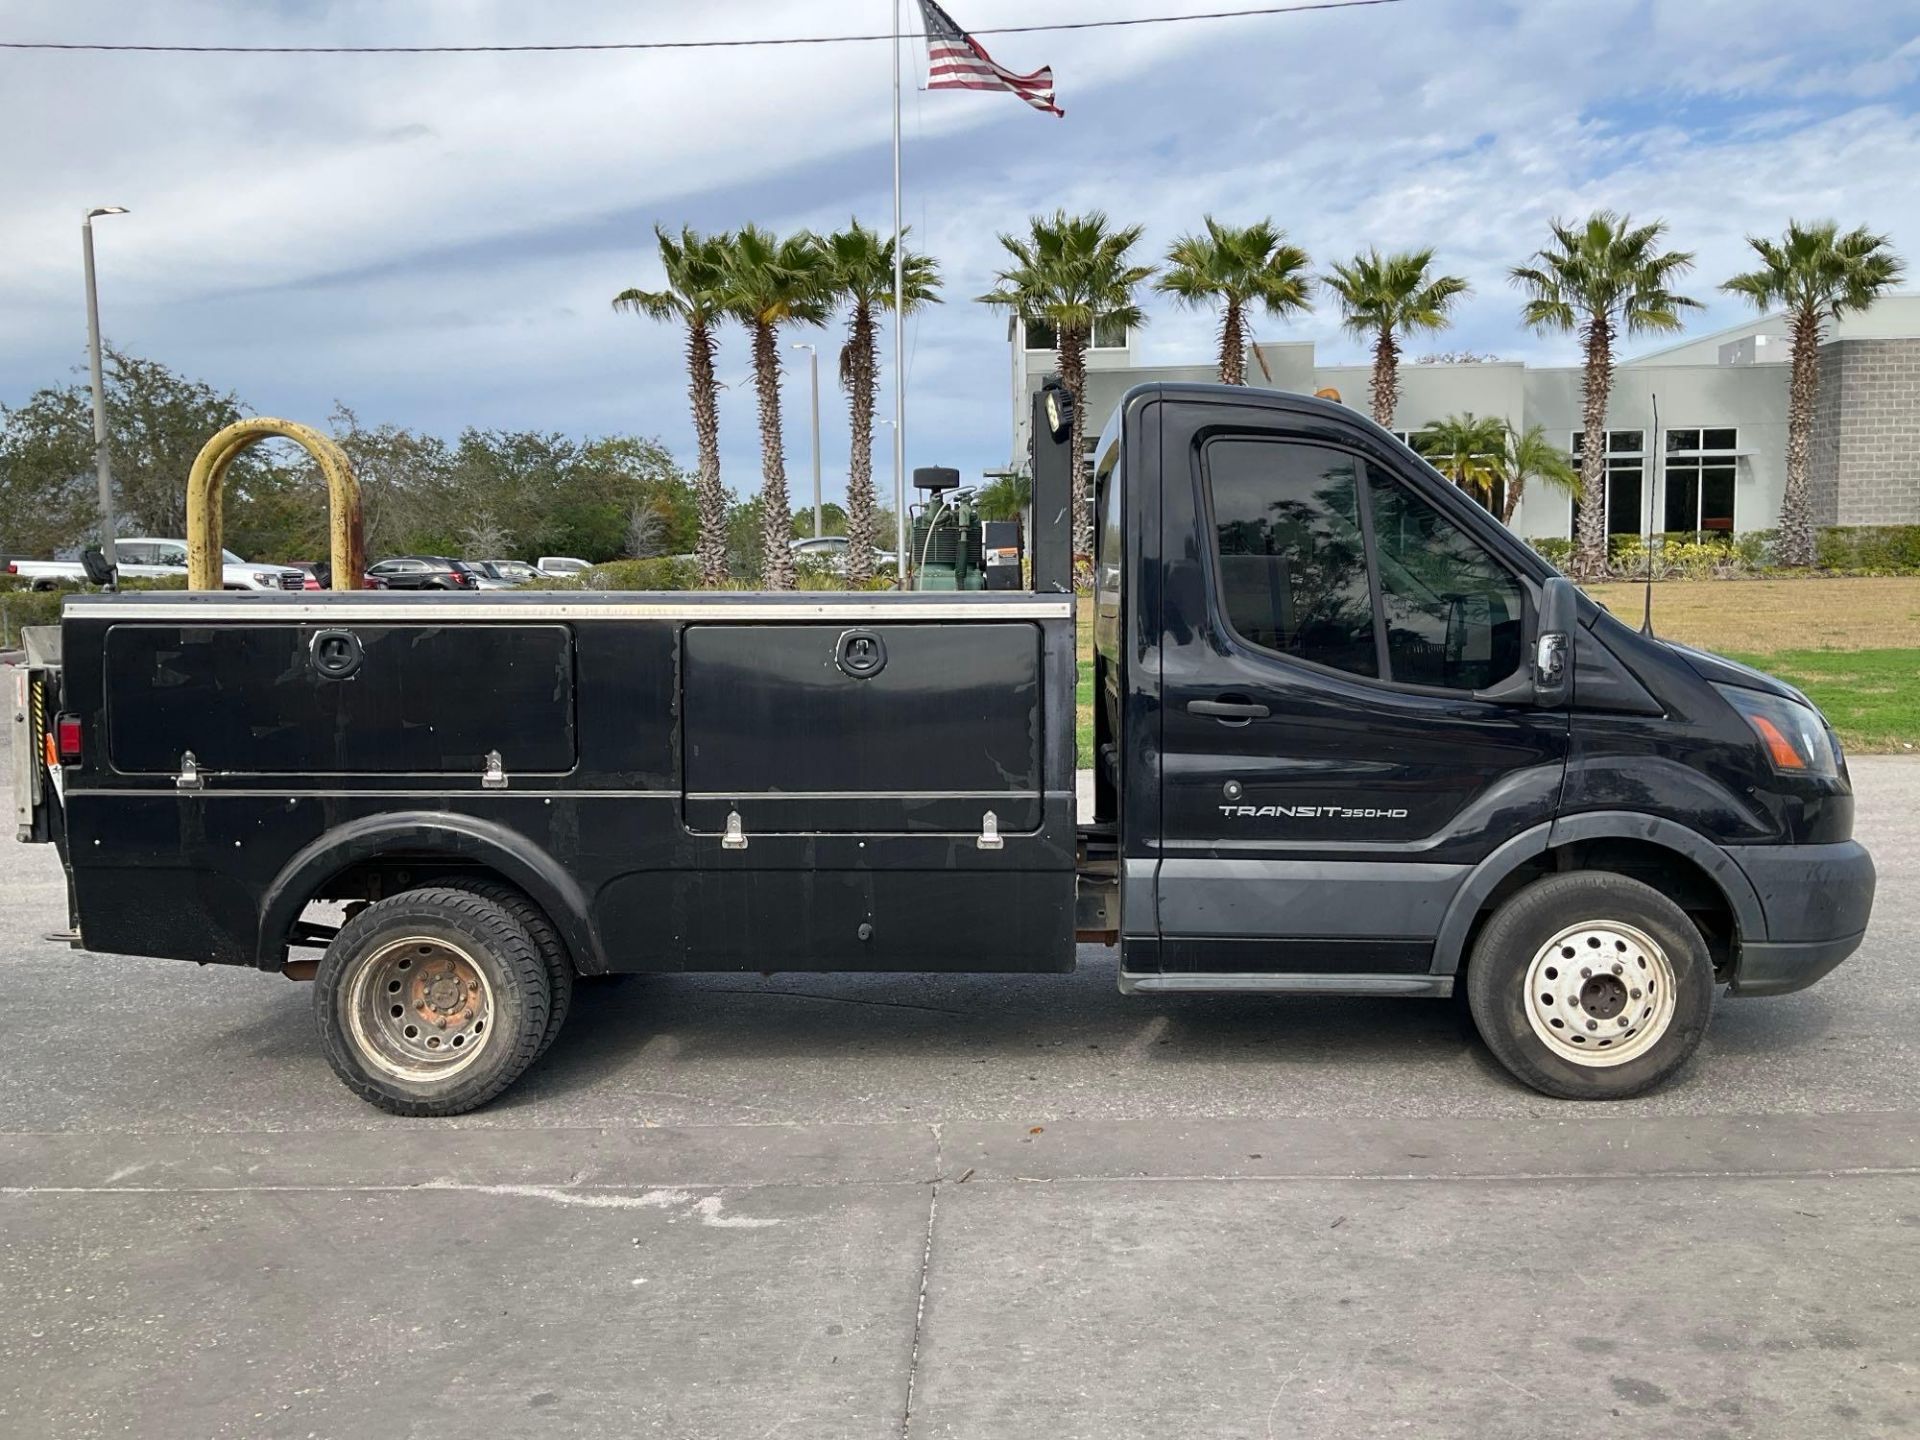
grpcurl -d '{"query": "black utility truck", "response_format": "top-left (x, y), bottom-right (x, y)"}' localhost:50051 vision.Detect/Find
top-left (11, 383), bottom-right (1875, 1114)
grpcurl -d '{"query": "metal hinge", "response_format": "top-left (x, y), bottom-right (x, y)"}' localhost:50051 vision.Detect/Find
top-left (175, 751), bottom-right (203, 791)
top-left (722, 809), bottom-right (748, 850)
top-left (481, 751), bottom-right (508, 790)
top-left (977, 810), bottom-right (1004, 850)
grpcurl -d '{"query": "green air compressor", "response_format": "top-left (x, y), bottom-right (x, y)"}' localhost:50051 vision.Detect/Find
top-left (909, 467), bottom-right (986, 591)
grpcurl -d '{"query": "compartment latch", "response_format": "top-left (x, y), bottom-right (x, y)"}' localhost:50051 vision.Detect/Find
top-left (175, 751), bottom-right (203, 791)
top-left (977, 810), bottom-right (1004, 851)
top-left (722, 809), bottom-right (748, 850)
top-left (481, 751), bottom-right (508, 790)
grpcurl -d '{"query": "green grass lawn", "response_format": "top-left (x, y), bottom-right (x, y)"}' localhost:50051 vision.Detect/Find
top-left (1725, 650), bottom-right (1920, 756)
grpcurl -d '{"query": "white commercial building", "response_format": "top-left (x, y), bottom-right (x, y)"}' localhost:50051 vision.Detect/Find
top-left (1008, 295), bottom-right (1920, 538)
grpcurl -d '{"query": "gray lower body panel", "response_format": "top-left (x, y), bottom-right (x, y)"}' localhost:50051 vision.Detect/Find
top-left (1119, 972), bottom-right (1453, 998)
top-left (1154, 858), bottom-right (1470, 939)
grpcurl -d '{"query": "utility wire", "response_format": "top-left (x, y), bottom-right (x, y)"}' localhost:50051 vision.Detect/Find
top-left (0, 0), bottom-right (1405, 56)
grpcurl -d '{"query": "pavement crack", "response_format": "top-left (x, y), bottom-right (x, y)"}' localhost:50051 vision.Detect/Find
top-left (901, 1125), bottom-right (943, 1439)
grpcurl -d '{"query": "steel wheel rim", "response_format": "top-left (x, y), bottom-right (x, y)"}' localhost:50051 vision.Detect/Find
top-left (1522, 920), bottom-right (1677, 1068)
top-left (345, 936), bottom-right (495, 1083)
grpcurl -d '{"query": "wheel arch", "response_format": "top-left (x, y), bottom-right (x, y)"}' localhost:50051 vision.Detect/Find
top-left (256, 810), bottom-right (605, 975)
top-left (1433, 812), bottom-right (1765, 978)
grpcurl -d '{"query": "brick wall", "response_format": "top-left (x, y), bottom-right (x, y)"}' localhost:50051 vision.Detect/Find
top-left (1811, 337), bottom-right (1920, 525)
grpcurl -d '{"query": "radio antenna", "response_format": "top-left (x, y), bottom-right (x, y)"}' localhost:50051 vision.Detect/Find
top-left (1641, 393), bottom-right (1659, 637)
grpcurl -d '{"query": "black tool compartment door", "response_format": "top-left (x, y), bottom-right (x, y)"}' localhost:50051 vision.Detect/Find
top-left (681, 622), bottom-right (1041, 834)
top-left (105, 623), bottom-right (576, 775)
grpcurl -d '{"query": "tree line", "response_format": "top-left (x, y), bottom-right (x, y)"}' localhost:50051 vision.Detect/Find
top-left (0, 347), bottom-right (876, 572)
top-left (633, 210), bottom-right (1901, 585)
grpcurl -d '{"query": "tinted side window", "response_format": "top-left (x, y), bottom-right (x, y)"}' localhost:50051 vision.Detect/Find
top-left (1369, 478), bottom-right (1524, 690)
top-left (1205, 440), bottom-right (1377, 678)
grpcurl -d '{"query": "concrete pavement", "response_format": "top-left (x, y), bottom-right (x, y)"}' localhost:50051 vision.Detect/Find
top-left (1, 758), bottom-right (1916, 1437)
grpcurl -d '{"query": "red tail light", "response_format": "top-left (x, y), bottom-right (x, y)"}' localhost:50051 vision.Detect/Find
top-left (5, 561), bottom-right (17, 575)
top-left (54, 714), bottom-right (83, 765)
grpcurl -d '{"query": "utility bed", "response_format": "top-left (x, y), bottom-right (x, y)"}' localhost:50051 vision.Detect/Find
top-left (41, 588), bottom-right (1080, 975)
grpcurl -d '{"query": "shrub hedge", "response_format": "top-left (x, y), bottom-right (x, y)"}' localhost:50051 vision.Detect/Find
top-left (0, 575), bottom-right (188, 648)
top-left (1527, 524), bottom-right (1920, 579)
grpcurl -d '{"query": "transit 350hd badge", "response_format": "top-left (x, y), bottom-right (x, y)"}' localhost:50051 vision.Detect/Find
top-left (1218, 804), bottom-right (1412, 820)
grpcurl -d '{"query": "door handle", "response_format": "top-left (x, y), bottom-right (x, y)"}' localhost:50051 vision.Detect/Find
top-left (1187, 697), bottom-right (1270, 722)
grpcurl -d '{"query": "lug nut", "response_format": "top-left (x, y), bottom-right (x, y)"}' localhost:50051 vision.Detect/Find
top-left (1612, 963), bottom-right (1623, 975)
top-left (1581, 967), bottom-right (1593, 979)
top-left (1586, 1020), bottom-right (1598, 1031)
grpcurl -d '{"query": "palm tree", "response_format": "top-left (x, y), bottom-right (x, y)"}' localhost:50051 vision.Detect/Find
top-left (1322, 249), bottom-right (1470, 429)
top-left (1498, 422), bottom-right (1580, 527)
top-left (614, 226), bottom-right (733, 587)
top-left (978, 210), bottom-right (1155, 558)
top-left (718, 226), bottom-right (833, 590)
top-left (1512, 212), bottom-right (1701, 579)
top-left (1155, 218), bottom-right (1311, 384)
top-left (1723, 221), bottom-right (1905, 567)
top-left (1415, 412), bottom-right (1507, 501)
top-left (818, 220), bottom-right (942, 584)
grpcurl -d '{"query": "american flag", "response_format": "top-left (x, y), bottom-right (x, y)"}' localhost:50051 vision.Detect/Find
top-left (918, 0), bottom-right (1063, 117)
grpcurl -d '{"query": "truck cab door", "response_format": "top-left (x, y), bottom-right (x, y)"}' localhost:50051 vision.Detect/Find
top-left (1149, 407), bottom-right (1567, 978)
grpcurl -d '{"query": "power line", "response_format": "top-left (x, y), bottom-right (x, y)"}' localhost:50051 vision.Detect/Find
top-left (0, 0), bottom-right (1405, 56)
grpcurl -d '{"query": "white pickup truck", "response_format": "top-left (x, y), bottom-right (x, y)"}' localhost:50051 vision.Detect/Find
top-left (6, 538), bottom-right (307, 592)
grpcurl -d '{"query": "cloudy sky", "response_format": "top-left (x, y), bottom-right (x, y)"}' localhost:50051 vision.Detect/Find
top-left (2, 0), bottom-right (1917, 512)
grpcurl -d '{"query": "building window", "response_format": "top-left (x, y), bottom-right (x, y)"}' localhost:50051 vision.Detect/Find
top-left (1570, 430), bottom-right (1646, 539)
top-left (1663, 428), bottom-right (1738, 535)
top-left (1023, 316), bottom-right (1129, 352)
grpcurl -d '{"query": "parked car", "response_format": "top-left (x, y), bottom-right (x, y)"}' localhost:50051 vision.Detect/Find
top-left (287, 562), bottom-right (388, 591)
top-left (365, 557), bottom-right (478, 590)
top-left (789, 535), bottom-right (898, 575)
top-left (7, 538), bottom-right (305, 592)
top-left (535, 556), bottom-right (591, 578)
top-left (465, 560), bottom-right (544, 590)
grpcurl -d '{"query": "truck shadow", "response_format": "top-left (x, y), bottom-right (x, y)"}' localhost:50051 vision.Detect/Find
top-left (498, 947), bottom-right (1516, 1111)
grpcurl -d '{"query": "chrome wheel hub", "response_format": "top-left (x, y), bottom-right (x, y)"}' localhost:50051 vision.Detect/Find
top-left (346, 936), bottom-right (494, 1082)
top-left (1523, 921), bottom-right (1677, 1068)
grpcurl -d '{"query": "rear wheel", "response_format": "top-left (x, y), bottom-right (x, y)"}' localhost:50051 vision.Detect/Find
top-left (430, 876), bottom-right (573, 1059)
top-left (1465, 871), bottom-right (1714, 1100)
top-left (315, 887), bottom-right (550, 1116)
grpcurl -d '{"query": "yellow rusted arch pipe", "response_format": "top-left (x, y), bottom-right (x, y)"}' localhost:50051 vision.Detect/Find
top-left (186, 419), bottom-right (365, 592)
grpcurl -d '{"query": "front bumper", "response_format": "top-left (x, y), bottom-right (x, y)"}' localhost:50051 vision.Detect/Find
top-left (1724, 840), bottom-right (1876, 997)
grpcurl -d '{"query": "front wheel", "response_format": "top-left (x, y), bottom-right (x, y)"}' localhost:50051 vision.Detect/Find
top-left (1465, 871), bottom-right (1715, 1100)
top-left (315, 887), bottom-right (551, 1116)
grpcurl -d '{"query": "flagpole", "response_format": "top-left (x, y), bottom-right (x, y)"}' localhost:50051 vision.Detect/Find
top-left (891, 0), bottom-right (908, 585)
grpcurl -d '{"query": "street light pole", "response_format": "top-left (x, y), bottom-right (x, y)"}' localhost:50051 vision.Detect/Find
top-left (82, 206), bottom-right (129, 570)
top-left (791, 342), bottom-right (822, 538)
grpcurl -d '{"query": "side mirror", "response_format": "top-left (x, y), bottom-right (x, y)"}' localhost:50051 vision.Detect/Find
top-left (1530, 575), bottom-right (1575, 707)
top-left (1472, 575), bottom-right (1575, 707)
top-left (80, 546), bottom-right (116, 589)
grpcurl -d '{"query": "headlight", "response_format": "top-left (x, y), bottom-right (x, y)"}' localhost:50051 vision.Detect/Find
top-left (1715, 684), bottom-right (1841, 778)
top-left (252, 571), bottom-right (274, 586)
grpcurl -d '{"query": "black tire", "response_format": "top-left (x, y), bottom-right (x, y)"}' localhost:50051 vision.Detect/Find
top-left (315, 887), bottom-right (550, 1116)
top-left (1465, 871), bottom-right (1715, 1100)
top-left (431, 876), bottom-right (573, 1060)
